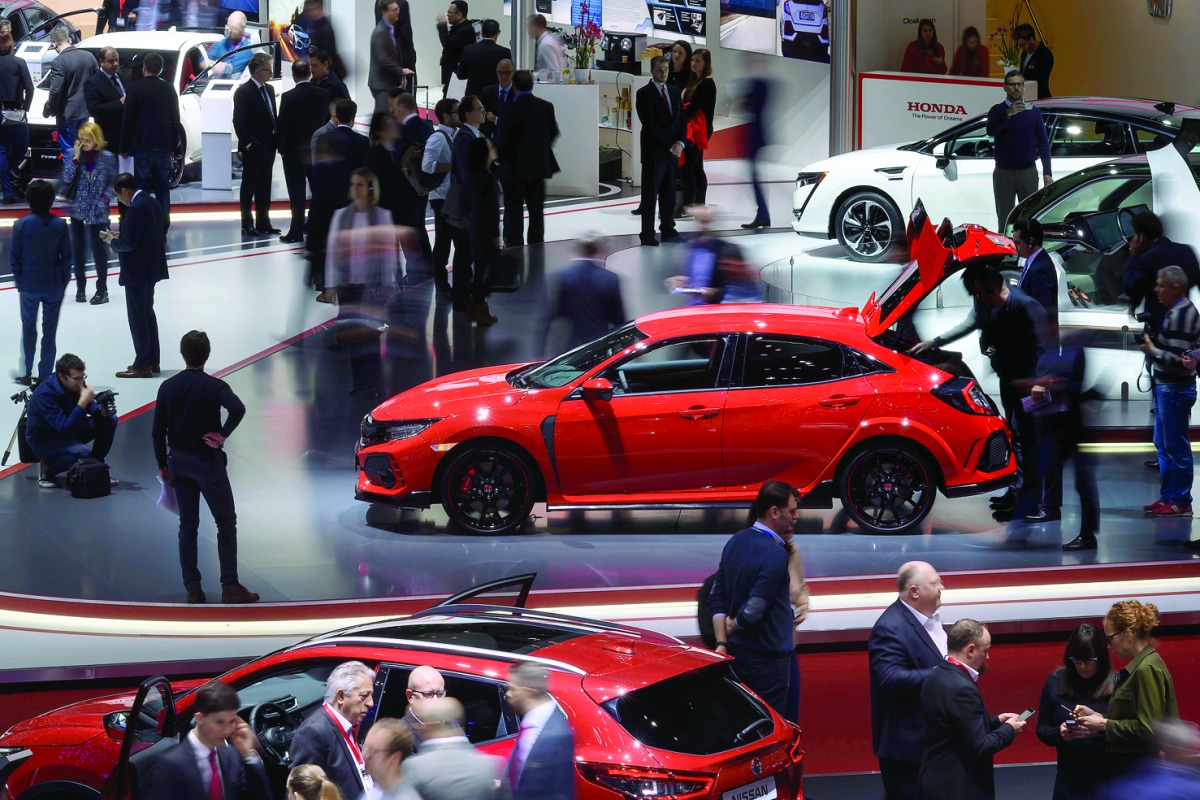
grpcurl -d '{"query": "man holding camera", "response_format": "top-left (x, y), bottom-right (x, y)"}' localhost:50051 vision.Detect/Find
top-left (24, 353), bottom-right (118, 488)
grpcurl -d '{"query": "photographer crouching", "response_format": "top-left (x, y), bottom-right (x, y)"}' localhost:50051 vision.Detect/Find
top-left (25, 353), bottom-right (118, 488)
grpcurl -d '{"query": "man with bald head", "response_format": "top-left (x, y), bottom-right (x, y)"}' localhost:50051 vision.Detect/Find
top-left (205, 11), bottom-right (255, 78)
top-left (402, 696), bottom-right (508, 800)
top-left (400, 665), bottom-right (446, 751)
top-left (479, 59), bottom-right (515, 139)
top-left (867, 561), bottom-right (948, 800)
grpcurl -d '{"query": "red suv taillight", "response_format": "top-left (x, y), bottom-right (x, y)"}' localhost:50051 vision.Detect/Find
top-left (788, 722), bottom-right (804, 763)
top-left (577, 763), bottom-right (715, 799)
top-left (931, 377), bottom-right (997, 416)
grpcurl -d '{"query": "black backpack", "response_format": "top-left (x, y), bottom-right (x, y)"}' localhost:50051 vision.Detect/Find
top-left (401, 130), bottom-right (452, 195)
top-left (67, 458), bottom-right (111, 499)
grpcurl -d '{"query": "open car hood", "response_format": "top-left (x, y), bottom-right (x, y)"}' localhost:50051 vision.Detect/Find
top-left (861, 200), bottom-right (1016, 339)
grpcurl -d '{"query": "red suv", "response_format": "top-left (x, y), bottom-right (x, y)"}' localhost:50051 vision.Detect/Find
top-left (0, 579), bottom-right (804, 800)
top-left (356, 205), bottom-right (1016, 535)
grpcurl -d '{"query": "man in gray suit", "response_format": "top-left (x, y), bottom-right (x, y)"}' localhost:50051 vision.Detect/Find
top-left (369, 0), bottom-right (410, 113)
top-left (402, 697), bottom-right (508, 800)
top-left (44, 28), bottom-right (97, 167)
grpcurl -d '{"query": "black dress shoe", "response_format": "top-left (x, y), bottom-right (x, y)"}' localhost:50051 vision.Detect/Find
top-left (1062, 534), bottom-right (1098, 552)
top-left (630, 206), bottom-right (643, 215)
top-left (240, 226), bottom-right (259, 236)
top-left (1025, 507), bottom-right (1062, 523)
top-left (14, 374), bottom-right (32, 387)
top-left (256, 225), bottom-right (282, 234)
top-left (639, 235), bottom-right (659, 247)
top-left (76, 289), bottom-right (87, 303)
top-left (660, 230), bottom-right (682, 242)
top-left (741, 219), bottom-right (771, 229)
top-left (991, 495), bottom-right (1018, 513)
top-left (1185, 538), bottom-right (1200, 550)
top-left (989, 489), bottom-right (1017, 507)
top-left (280, 233), bottom-right (304, 244)
top-left (992, 508), bottom-right (1017, 523)
top-left (90, 292), bottom-right (109, 305)
top-left (1145, 459), bottom-right (1159, 470)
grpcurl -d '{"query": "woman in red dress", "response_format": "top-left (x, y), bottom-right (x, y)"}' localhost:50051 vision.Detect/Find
top-left (901, 18), bottom-right (947, 75)
top-left (949, 26), bottom-right (991, 78)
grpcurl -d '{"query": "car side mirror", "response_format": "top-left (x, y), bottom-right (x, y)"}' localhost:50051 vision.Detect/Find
top-left (581, 378), bottom-right (613, 401)
top-left (933, 141), bottom-right (951, 170)
top-left (103, 711), bottom-right (128, 742)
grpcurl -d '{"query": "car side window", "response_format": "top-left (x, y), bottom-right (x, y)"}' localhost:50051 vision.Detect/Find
top-left (741, 336), bottom-right (845, 387)
top-left (372, 665), bottom-right (518, 745)
top-left (23, 8), bottom-right (50, 37)
top-left (226, 660), bottom-right (340, 717)
top-left (7, 13), bottom-right (26, 42)
top-left (602, 338), bottom-right (727, 396)
top-left (1037, 176), bottom-right (1149, 226)
top-left (947, 121), bottom-right (992, 159)
top-left (1049, 116), bottom-right (1131, 158)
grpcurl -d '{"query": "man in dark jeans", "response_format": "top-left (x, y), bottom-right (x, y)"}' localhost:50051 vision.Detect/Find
top-left (708, 480), bottom-right (800, 720)
top-left (152, 331), bottom-right (258, 605)
top-left (24, 353), bottom-right (118, 487)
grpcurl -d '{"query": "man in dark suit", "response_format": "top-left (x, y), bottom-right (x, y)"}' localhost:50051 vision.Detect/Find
top-left (495, 70), bottom-right (558, 248)
top-left (478, 58), bottom-right (515, 139)
top-left (276, 59), bottom-right (331, 243)
top-left (456, 19), bottom-right (510, 98)
top-left (233, 53), bottom-right (278, 236)
top-left (291, 661), bottom-right (376, 800)
top-left (390, 91), bottom-right (433, 253)
top-left (437, 0), bottom-right (475, 97)
top-left (505, 661), bottom-right (575, 800)
top-left (708, 480), bottom-right (800, 719)
top-left (369, 0), bottom-right (408, 113)
top-left (309, 100), bottom-right (369, 296)
top-left (97, 0), bottom-right (139, 33)
top-left (1011, 218), bottom-right (1058, 334)
top-left (84, 47), bottom-right (126, 163)
top-left (120, 52), bottom-right (180, 231)
top-left (391, 0), bottom-right (417, 89)
top-left (141, 682), bottom-right (269, 800)
top-left (310, 48), bottom-right (350, 101)
top-left (1014, 23), bottom-right (1053, 99)
top-left (539, 235), bottom-right (624, 355)
top-left (918, 619), bottom-right (1025, 800)
top-left (104, 173), bottom-right (167, 379)
top-left (868, 561), bottom-right (948, 800)
top-left (44, 28), bottom-right (97, 166)
top-left (300, 0), bottom-right (345, 78)
top-left (635, 56), bottom-right (684, 247)
top-left (1124, 210), bottom-right (1200, 320)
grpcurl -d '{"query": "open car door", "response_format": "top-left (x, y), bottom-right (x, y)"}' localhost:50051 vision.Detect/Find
top-left (433, 573), bottom-right (536, 609)
top-left (1, 749), bottom-right (32, 800)
top-left (100, 676), bottom-right (178, 800)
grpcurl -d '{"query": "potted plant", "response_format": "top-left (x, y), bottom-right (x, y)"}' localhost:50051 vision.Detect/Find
top-left (988, 4), bottom-right (1024, 71)
top-left (565, 2), bottom-right (602, 83)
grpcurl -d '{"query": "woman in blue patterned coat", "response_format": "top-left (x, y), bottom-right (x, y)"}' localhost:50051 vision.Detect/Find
top-left (62, 121), bottom-right (118, 305)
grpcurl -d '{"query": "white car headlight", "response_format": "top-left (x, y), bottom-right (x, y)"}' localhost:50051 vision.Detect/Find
top-left (795, 171), bottom-right (827, 187)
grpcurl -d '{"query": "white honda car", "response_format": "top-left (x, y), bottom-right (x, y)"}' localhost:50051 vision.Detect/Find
top-left (792, 97), bottom-right (1200, 262)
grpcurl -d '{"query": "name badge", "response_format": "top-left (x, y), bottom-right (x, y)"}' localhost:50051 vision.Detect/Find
top-left (115, 17), bottom-right (125, 27)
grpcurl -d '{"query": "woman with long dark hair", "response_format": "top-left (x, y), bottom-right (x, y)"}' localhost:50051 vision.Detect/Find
top-left (466, 135), bottom-right (499, 325)
top-left (1036, 623), bottom-right (1115, 800)
top-left (680, 48), bottom-right (715, 210)
top-left (667, 39), bottom-right (693, 92)
top-left (901, 19), bottom-right (947, 75)
top-left (0, 32), bottom-right (33, 205)
top-left (949, 26), bottom-right (990, 78)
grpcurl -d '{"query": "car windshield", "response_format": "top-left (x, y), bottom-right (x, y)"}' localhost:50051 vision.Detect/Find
top-left (602, 663), bottom-right (774, 755)
top-left (81, 48), bottom-right (180, 82)
top-left (515, 324), bottom-right (648, 389)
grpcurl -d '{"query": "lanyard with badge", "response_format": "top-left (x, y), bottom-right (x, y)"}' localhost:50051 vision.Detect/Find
top-left (323, 706), bottom-right (373, 791)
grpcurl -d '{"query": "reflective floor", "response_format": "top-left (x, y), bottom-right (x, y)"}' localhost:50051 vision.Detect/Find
top-left (1, 163), bottom-right (1198, 604)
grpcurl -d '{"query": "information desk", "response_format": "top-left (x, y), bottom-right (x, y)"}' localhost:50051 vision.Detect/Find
top-left (858, 71), bottom-right (1036, 149)
top-left (536, 81), bottom-right (601, 197)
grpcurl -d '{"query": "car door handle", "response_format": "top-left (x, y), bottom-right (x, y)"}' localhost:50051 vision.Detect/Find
top-left (819, 395), bottom-right (862, 408)
top-left (679, 406), bottom-right (720, 420)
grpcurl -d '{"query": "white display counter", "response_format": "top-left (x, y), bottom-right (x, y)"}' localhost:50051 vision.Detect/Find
top-left (858, 71), bottom-right (1036, 149)
top-left (536, 81), bottom-right (601, 197)
top-left (200, 80), bottom-right (238, 191)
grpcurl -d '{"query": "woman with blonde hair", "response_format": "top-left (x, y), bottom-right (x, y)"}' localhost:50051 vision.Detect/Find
top-left (61, 120), bottom-right (118, 304)
top-left (287, 764), bottom-right (342, 800)
top-left (1070, 600), bottom-right (1179, 779)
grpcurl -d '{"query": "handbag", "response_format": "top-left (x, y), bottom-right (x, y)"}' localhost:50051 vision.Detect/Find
top-left (59, 167), bottom-right (82, 202)
top-left (484, 251), bottom-right (521, 293)
top-left (66, 458), bottom-right (112, 499)
top-left (1, 108), bottom-right (26, 125)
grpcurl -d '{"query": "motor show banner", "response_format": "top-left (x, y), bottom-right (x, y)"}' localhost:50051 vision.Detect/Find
top-left (857, 71), bottom-right (1034, 149)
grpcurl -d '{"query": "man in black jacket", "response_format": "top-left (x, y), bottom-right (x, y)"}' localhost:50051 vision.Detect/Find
top-left (276, 59), bottom-right (330, 243)
top-left (436, 0), bottom-right (475, 97)
top-left (97, 0), bottom-right (139, 33)
top-left (44, 28), bottom-right (97, 167)
top-left (310, 48), bottom-right (350, 100)
top-left (1123, 210), bottom-right (1200, 320)
top-left (392, 0), bottom-right (417, 87)
top-left (918, 619), bottom-right (1024, 800)
top-left (233, 52), bottom-right (278, 236)
top-left (310, 100), bottom-right (369, 296)
top-left (291, 661), bottom-right (377, 800)
top-left (83, 47), bottom-right (126, 165)
top-left (1014, 23), bottom-right (1053, 99)
top-left (104, 173), bottom-right (168, 378)
top-left (635, 56), bottom-right (684, 247)
top-left (478, 58), bottom-right (514, 139)
top-left (300, 0), bottom-right (345, 78)
top-left (495, 70), bottom-right (558, 248)
top-left (120, 52), bottom-right (179, 231)
top-left (456, 18), bottom-right (510, 97)
top-left (141, 682), bottom-right (269, 800)
top-left (390, 90), bottom-right (433, 255)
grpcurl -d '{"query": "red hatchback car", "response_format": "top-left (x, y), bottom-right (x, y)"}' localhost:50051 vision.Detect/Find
top-left (0, 583), bottom-right (804, 800)
top-left (357, 208), bottom-right (1017, 535)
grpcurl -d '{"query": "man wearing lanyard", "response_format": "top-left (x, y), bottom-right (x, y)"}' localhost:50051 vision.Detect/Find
top-left (291, 661), bottom-right (377, 800)
top-left (708, 480), bottom-right (801, 720)
top-left (917, 620), bottom-right (1025, 800)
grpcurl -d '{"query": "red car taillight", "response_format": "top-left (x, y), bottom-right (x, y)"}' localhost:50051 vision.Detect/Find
top-left (931, 377), bottom-right (997, 416)
top-left (788, 722), bottom-right (805, 763)
top-left (577, 763), bottom-right (714, 799)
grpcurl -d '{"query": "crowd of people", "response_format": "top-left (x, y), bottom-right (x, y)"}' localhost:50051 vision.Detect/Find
top-left (900, 18), bottom-right (1054, 98)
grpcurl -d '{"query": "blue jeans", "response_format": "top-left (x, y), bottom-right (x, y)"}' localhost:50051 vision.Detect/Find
top-left (56, 117), bottom-right (86, 163)
top-left (0, 122), bottom-right (28, 196)
top-left (134, 149), bottom-right (172, 230)
top-left (39, 413), bottom-right (118, 475)
top-left (18, 291), bottom-right (64, 378)
top-left (1153, 382), bottom-right (1196, 504)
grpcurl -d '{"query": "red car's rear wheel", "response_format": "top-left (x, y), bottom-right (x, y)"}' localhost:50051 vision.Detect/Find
top-left (439, 445), bottom-right (536, 534)
top-left (838, 443), bottom-right (935, 534)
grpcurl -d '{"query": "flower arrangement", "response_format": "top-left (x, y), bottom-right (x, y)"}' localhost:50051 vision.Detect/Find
top-left (988, 4), bottom-right (1024, 68)
top-left (564, 2), bottom-right (603, 70)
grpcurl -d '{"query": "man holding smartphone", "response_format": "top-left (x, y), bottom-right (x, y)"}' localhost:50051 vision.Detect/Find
top-left (986, 71), bottom-right (1051, 231)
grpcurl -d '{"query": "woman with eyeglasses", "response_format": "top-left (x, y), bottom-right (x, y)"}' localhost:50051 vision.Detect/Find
top-left (1036, 623), bottom-right (1114, 800)
top-left (1070, 601), bottom-right (1179, 779)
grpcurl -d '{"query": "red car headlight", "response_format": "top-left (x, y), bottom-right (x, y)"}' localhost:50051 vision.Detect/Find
top-left (932, 377), bottom-right (997, 416)
top-left (577, 763), bottom-right (714, 799)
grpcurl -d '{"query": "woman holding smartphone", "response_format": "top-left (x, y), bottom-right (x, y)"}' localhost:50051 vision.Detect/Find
top-left (1071, 601), bottom-right (1179, 779)
top-left (61, 121), bottom-right (118, 305)
top-left (1036, 623), bottom-right (1114, 800)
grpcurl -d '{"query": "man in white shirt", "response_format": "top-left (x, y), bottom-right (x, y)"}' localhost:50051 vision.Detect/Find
top-left (504, 662), bottom-right (574, 800)
top-left (525, 15), bottom-right (563, 78)
top-left (423, 98), bottom-right (458, 295)
top-left (291, 661), bottom-right (377, 800)
top-left (867, 561), bottom-right (948, 800)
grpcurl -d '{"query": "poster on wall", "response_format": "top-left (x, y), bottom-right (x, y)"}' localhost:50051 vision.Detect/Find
top-left (719, 0), bottom-right (829, 63)
top-left (269, 0), bottom-right (309, 62)
top-left (598, 0), bottom-right (705, 43)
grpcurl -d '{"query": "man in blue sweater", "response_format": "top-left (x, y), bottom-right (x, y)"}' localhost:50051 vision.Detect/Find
top-left (709, 480), bottom-right (800, 719)
top-left (986, 71), bottom-right (1051, 231)
top-left (25, 353), bottom-right (118, 486)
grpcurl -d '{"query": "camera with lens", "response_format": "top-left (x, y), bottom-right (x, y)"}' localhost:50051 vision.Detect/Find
top-left (1136, 311), bottom-right (1157, 331)
top-left (94, 389), bottom-right (118, 417)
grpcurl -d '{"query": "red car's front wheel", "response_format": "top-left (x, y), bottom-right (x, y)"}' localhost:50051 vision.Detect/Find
top-left (439, 445), bottom-right (537, 534)
top-left (838, 443), bottom-right (936, 534)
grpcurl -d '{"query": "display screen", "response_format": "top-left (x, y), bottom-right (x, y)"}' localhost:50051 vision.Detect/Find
top-left (720, 0), bottom-right (830, 63)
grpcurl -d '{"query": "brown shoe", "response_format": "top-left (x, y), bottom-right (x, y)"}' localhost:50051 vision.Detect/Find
top-left (221, 583), bottom-right (260, 604)
top-left (116, 368), bottom-right (154, 378)
top-left (186, 590), bottom-right (207, 604)
top-left (128, 364), bottom-right (161, 373)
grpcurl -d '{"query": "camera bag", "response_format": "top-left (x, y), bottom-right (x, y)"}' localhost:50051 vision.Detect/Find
top-left (16, 416), bottom-right (37, 464)
top-left (66, 458), bottom-right (111, 499)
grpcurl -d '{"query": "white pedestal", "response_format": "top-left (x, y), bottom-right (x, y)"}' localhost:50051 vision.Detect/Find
top-left (200, 80), bottom-right (238, 191)
top-left (537, 82), bottom-right (600, 197)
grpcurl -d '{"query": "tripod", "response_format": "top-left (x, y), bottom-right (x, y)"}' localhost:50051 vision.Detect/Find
top-left (2, 388), bottom-right (32, 467)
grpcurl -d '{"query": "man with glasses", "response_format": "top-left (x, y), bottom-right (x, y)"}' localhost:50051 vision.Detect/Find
top-left (293, 661), bottom-right (378, 800)
top-left (25, 353), bottom-right (119, 489)
top-left (437, 1), bottom-right (475, 98)
top-left (1013, 23), bottom-right (1053, 100)
top-left (202, 10), bottom-right (254, 79)
top-left (233, 53), bottom-right (279, 237)
top-left (480, 59), bottom-right (515, 139)
top-left (400, 666), bottom-right (446, 751)
top-left (456, 18), bottom-right (510, 98)
top-left (985, 70), bottom-right (1051, 231)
